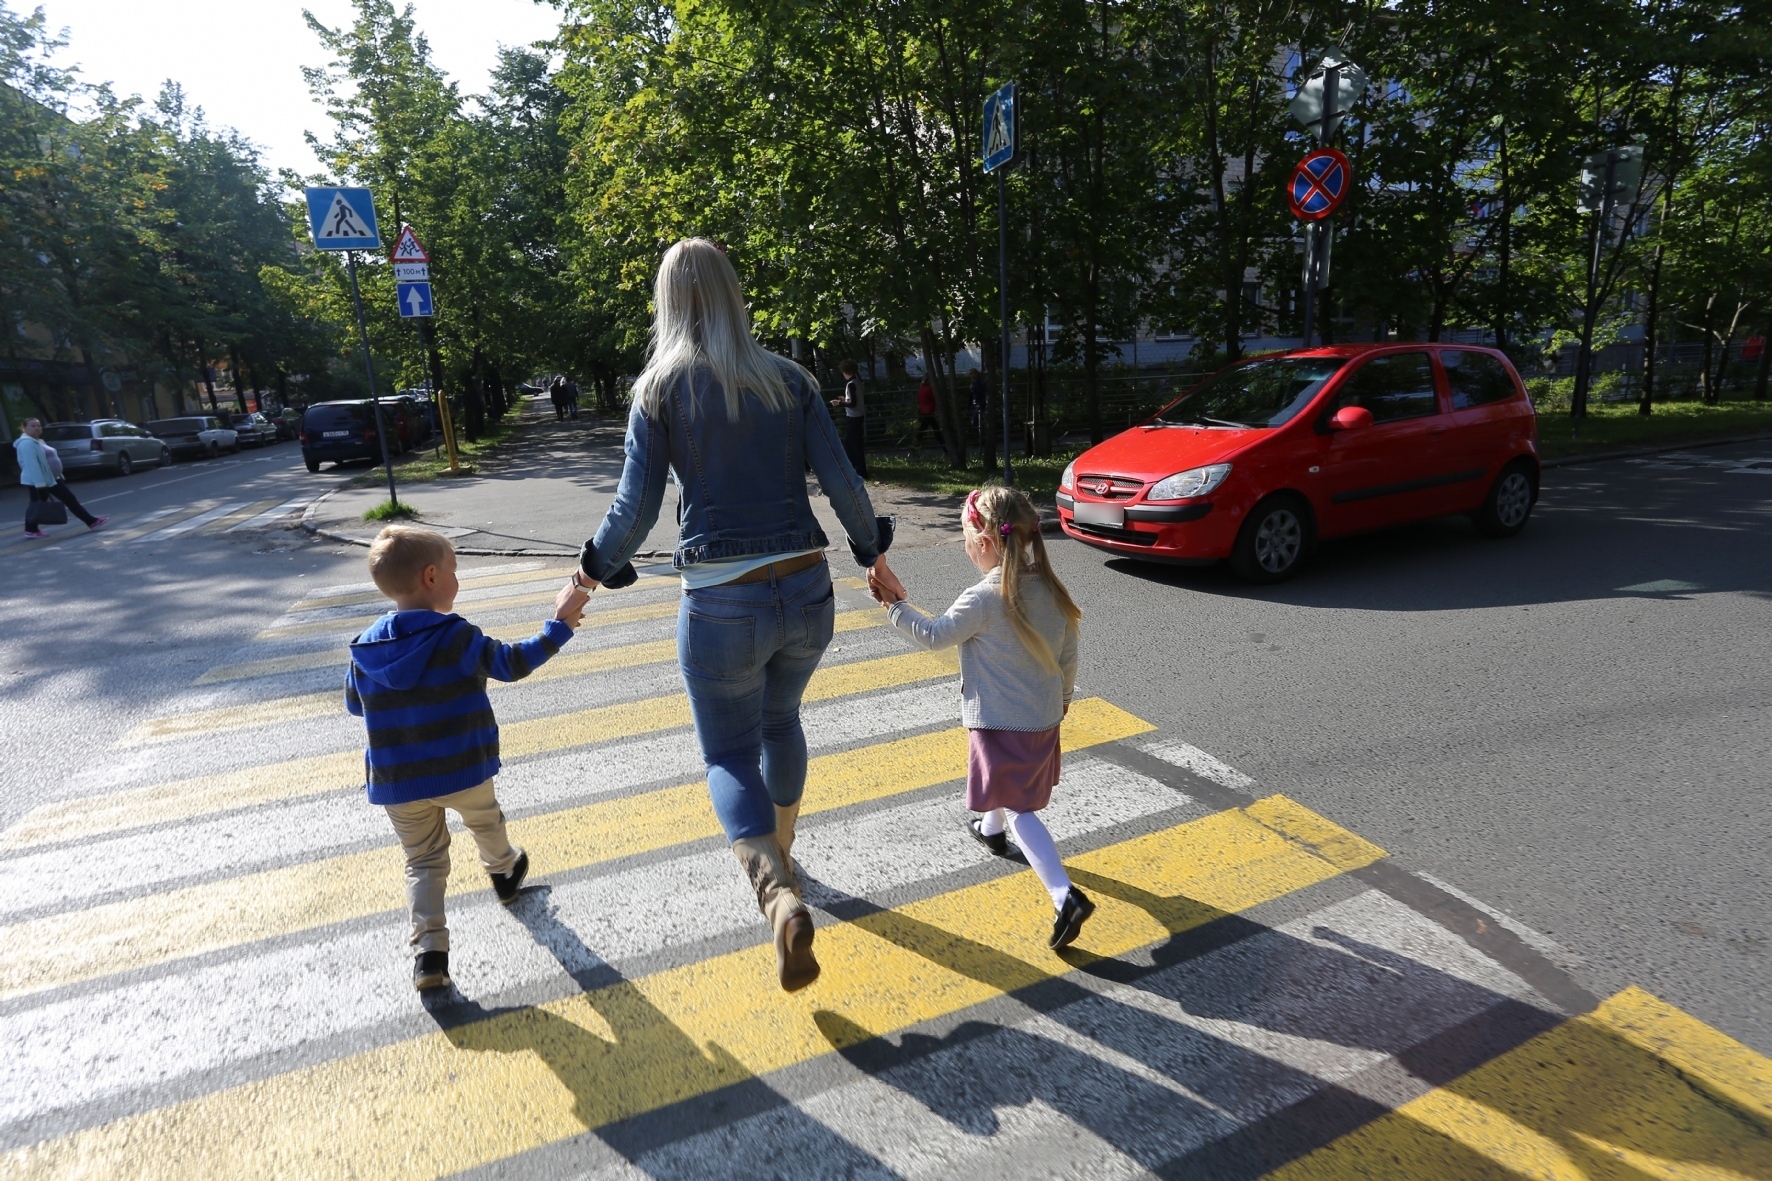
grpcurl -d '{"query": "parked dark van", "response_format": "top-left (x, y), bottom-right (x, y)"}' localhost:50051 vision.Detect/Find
top-left (300, 401), bottom-right (390, 472)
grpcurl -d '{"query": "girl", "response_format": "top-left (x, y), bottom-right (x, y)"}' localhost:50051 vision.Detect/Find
top-left (880, 486), bottom-right (1091, 949)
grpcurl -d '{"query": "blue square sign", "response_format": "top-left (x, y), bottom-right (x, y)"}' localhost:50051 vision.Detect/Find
top-left (982, 83), bottom-right (1017, 173)
top-left (304, 187), bottom-right (381, 250)
top-left (396, 281), bottom-right (434, 318)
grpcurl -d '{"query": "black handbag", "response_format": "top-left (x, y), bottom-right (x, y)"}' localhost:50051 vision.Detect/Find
top-left (27, 498), bottom-right (68, 528)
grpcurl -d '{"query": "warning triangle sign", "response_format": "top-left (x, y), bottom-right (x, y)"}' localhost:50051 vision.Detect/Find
top-left (316, 192), bottom-right (372, 241)
top-left (390, 225), bottom-right (430, 263)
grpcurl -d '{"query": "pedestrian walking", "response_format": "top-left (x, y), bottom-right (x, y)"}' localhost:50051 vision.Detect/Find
top-left (564, 238), bottom-right (900, 992)
top-left (869, 486), bottom-right (1093, 950)
top-left (549, 375), bottom-right (568, 421)
top-left (345, 525), bottom-right (584, 992)
top-left (14, 418), bottom-right (103, 537)
top-left (915, 376), bottom-right (940, 452)
top-left (565, 377), bottom-right (581, 420)
top-left (828, 359), bottom-right (867, 479)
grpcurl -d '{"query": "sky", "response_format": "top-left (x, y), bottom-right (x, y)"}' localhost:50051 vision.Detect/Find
top-left (34, 0), bottom-right (565, 181)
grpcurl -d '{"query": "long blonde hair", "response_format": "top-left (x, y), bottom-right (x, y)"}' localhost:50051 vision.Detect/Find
top-left (632, 238), bottom-right (806, 421)
top-left (963, 486), bottom-right (1082, 673)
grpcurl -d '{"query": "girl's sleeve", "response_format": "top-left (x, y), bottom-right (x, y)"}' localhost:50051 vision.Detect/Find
top-left (1058, 619), bottom-right (1079, 706)
top-left (886, 585), bottom-right (989, 651)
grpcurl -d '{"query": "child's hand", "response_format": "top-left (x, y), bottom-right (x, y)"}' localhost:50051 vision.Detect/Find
top-left (555, 580), bottom-right (590, 628)
top-left (868, 557), bottom-right (906, 605)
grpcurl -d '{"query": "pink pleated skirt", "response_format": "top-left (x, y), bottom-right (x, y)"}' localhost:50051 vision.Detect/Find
top-left (965, 725), bottom-right (1062, 813)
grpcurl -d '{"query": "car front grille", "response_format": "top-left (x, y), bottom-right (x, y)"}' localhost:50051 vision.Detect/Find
top-left (1075, 474), bottom-right (1146, 501)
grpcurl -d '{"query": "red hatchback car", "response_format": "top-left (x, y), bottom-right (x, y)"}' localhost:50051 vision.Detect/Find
top-left (1056, 344), bottom-right (1539, 582)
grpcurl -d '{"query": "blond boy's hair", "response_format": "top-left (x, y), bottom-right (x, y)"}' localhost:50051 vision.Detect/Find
top-left (368, 525), bottom-right (454, 597)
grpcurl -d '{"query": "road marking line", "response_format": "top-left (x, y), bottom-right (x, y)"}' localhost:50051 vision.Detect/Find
top-left (301, 561), bottom-right (551, 598)
top-left (0, 700), bottom-right (1141, 1001)
top-left (0, 794), bottom-right (1368, 1177)
top-left (1262, 986), bottom-right (1772, 1180)
top-left (139, 502), bottom-right (249, 540)
top-left (287, 565), bottom-right (579, 611)
top-left (92, 504), bottom-right (205, 544)
top-left (201, 499), bottom-right (282, 533)
top-left (224, 497), bottom-right (311, 532)
top-left (197, 606), bottom-right (880, 686)
top-left (251, 595), bottom-right (686, 642)
top-left (129, 620), bottom-right (921, 746)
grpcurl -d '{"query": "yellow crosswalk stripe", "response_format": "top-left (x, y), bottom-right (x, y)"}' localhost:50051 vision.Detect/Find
top-left (96, 505), bottom-right (214, 544)
top-left (287, 566), bottom-right (577, 611)
top-left (32, 642), bottom-right (945, 847)
top-left (127, 633), bottom-right (938, 748)
top-left (1261, 986), bottom-right (1772, 1180)
top-left (0, 791), bottom-right (1376, 1178)
top-left (252, 595), bottom-right (685, 643)
top-left (0, 699), bottom-right (1143, 1002)
top-left (202, 499), bottom-right (281, 533)
top-left (199, 605), bottom-right (881, 686)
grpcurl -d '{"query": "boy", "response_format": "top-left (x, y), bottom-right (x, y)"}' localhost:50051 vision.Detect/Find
top-left (346, 525), bottom-right (583, 991)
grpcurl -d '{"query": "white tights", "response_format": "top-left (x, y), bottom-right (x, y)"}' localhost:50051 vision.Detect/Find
top-left (977, 807), bottom-right (1072, 909)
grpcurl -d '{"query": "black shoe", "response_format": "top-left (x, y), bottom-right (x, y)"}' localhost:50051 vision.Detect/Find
top-left (413, 950), bottom-right (451, 991)
top-left (1049, 887), bottom-right (1096, 950)
top-left (491, 848), bottom-right (529, 904)
top-left (967, 816), bottom-right (1010, 856)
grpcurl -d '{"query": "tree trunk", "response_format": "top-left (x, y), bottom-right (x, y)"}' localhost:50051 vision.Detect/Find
top-left (229, 345), bottom-right (248, 413)
top-left (1495, 120), bottom-right (1512, 354)
top-left (195, 339), bottom-right (217, 412)
top-left (921, 324), bottom-right (966, 468)
top-left (1754, 328), bottom-right (1771, 401)
top-left (1083, 320), bottom-right (1103, 444)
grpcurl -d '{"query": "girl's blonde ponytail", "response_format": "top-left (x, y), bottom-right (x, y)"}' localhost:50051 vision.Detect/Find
top-left (965, 486), bottom-right (1082, 673)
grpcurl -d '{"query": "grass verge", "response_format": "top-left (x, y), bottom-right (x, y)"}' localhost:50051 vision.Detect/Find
top-left (867, 448), bottom-right (1085, 502)
top-left (362, 499), bottom-right (419, 522)
top-left (344, 419), bottom-right (517, 489)
top-left (1533, 398), bottom-right (1772, 461)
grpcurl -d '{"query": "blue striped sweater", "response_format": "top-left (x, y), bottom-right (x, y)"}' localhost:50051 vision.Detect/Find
top-left (345, 610), bottom-right (573, 805)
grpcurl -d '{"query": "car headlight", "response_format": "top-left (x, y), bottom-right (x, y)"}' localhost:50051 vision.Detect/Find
top-left (1059, 462), bottom-right (1075, 492)
top-left (1148, 463), bottom-right (1230, 501)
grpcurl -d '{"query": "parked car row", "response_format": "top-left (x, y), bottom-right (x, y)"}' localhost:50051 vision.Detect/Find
top-left (299, 396), bottom-right (434, 473)
top-left (35, 410), bottom-right (302, 480)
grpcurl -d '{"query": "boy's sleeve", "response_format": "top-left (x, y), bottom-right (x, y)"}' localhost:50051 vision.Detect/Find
top-left (469, 618), bottom-right (574, 683)
top-left (344, 663), bottom-right (365, 716)
top-left (886, 585), bottom-right (989, 652)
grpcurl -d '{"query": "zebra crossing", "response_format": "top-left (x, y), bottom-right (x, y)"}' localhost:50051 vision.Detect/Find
top-left (0, 495), bottom-right (312, 553)
top-left (0, 560), bottom-right (1766, 1178)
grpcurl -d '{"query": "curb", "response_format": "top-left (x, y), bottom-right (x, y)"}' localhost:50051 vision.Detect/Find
top-left (300, 489), bottom-right (590, 557)
top-left (1540, 430), bottom-right (1772, 469)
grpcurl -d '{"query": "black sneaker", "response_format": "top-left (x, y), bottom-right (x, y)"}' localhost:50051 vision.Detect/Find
top-left (967, 816), bottom-right (1010, 856)
top-left (413, 950), bottom-right (451, 991)
top-left (1049, 887), bottom-right (1096, 950)
top-left (491, 848), bottom-right (529, 905)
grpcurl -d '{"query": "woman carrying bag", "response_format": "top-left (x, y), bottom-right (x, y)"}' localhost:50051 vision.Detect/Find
top-left (564, 239), bottom-right (901, 992)
top-left (15, 418), bottom-right (102, 537)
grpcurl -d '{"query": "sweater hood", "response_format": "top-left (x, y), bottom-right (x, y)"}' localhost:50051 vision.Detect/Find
top-left (349, 611), bottom-right (459, 690)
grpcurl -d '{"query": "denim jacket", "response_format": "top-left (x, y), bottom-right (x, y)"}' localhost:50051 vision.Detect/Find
top-left (582, 363), bottom-right (882, 577)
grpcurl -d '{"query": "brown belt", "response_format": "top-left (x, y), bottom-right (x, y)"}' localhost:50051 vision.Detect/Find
top-left (725, 551), bottom-right (827, 585)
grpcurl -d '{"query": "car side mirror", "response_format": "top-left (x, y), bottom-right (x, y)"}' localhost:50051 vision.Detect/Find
top-left (1330, 405), bottom-right (1374, 431)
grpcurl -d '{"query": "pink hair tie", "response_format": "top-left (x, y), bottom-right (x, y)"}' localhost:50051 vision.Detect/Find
top-left (962, 489), bottom-right (985, 530)
top-left (999, 522), bottom-right (1013, 537)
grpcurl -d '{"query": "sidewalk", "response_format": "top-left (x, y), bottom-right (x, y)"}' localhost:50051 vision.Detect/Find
top-left (304, 394), bottom-right (969, 557)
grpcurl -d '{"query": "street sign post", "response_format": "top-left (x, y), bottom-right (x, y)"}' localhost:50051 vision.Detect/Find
top-left (982, 82), bottom-right (1017, 485)
top-left (1288, 57), bottom-right (1359, 348)
top-left (305, 187), bottom-right (397, 507)
top-left (1571, 145), bottom-right (1647, 429)
top-left (389, 224), bottom-right (457, 471)
top-left (1288, 56), bottom-right (1367, 139)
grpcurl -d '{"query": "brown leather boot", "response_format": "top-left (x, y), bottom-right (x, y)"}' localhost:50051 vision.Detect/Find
top-left (732, 835), bottom-right (819, 992)
top-left (774, 802), bottom-right (802, 885)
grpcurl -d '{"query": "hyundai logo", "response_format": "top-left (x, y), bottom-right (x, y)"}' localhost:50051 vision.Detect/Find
top-left (1092, 481), bottom-right (1113, 496)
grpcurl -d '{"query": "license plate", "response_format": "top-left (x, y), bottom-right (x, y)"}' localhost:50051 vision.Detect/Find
top-left (1074, 500), bottom-right (1125, 528)
top-left (323, 431), bottom-right (350, 438)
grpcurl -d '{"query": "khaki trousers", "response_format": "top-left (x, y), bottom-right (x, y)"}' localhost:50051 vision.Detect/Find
top-left (383, 779), bottom-right (520, 954)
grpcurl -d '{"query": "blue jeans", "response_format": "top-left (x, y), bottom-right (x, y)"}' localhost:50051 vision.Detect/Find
top-left (677, 561), bottom-right (836, 841)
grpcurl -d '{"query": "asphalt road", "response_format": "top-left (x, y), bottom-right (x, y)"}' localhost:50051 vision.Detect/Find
top-left (0, 435), bottom-right (1765, 1177)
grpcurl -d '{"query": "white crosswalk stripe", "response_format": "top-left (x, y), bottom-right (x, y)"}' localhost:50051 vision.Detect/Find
top-left (137, 501), bottom-right (250, 539)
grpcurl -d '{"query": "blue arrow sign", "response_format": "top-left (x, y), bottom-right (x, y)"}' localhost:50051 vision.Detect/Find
top-left (396, 281), bottom-right (434, 318)
top-left (305, 187), bottom-right (380, 250)
top-left (982, 83), bottom-right (1017, 173)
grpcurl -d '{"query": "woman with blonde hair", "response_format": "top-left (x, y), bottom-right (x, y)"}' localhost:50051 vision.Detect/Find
top-left (565, 238), bottom-right (898, 992)
top-left (874, 485), bottom-right (1091, 949)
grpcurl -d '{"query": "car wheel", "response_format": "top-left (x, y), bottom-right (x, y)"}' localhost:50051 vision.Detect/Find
top-left (159, 446), bottom-right (171, 466)
top-left (305, 456), bottom-right (321, 473)
top-left (1476, 461), bottom-right (1536, 538)
top-left (207, 442), bottom-right (219, 459)
top-left (1229, 494), bottom-right (1312, 584)
top-left (116, 452), bottom-right (133, 477)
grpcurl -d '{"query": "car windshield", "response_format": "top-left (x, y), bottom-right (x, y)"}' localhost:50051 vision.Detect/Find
top-left (1152, 357), bottom-right (1346, 429)
top-left (41, 425), bottom-right (91, 440)
top-left (147, 419), bottom-right (205, 433)
top-left (305, 405), bottom-right (368, 429)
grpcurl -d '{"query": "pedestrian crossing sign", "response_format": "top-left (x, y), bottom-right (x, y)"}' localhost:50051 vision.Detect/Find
top-left (982, 82), bottom-right (1017, 173)
top-left (304, 187), bottom-right (380, 250)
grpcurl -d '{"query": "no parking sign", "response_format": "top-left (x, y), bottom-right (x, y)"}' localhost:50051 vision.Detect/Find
top-left (1288, 148), bottom-right (1352, 221)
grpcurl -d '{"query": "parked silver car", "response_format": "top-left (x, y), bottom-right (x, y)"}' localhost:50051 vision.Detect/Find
top-left (144, 416), bottom-right (240, 460)
top-left (227, 412), bottom-right (280, 448)
top-left (41, 420), bottom-right (171, 476)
